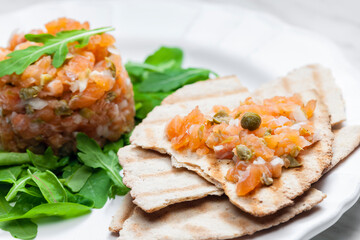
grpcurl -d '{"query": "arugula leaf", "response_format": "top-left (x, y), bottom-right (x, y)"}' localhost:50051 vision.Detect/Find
top-left (133, 89), bottom-right (170, 119)
top-left (27, 148), bottom-right (59, 171)
top-left (0, 202), bottom-right (91, 222)
top-left (8, 193), bottom-right (44, 217)
top-left (125, 47), bottom-right (183, 82)
top-left (0, 196), bottom-right (37, 240)
top-left (139, 68), bottom-right (212, 92)
top-left (125, 62), bottom-right (163, 80)
top-left (79, 169), bottom-right (112, 208)
top-left (0, 219), bottom-right (37, 240)
top-left (0, 27), bottom-right (114, 77)
top-left (103, 138), bottom-right (124, 153)
top-left (121, 132), bottom-right (132, 146)
top-left (28, 170), bottom-right (67, 203)
top-left (65, 190), bottom-right (94, 208)
top-left (63, 165), bottom-right (92, 192)
top-left (144, 46), bottom-right (183, 70)
top-left (18, 186), bottom-right (43, 199)
top-left (76, 133), bottom-right (128, 193)
top-left (61, 159), bottom-right (82, 179)
top-left (0, 153), bottom-right (30, 166)
top-left (108, 184), bottom-right (129, 199)
top-left (0, 194), bottom-right (11, 215)
top-left (5, 175), bottom-right (32, 201)
top-left (0, 166), bottom-right (23, 183)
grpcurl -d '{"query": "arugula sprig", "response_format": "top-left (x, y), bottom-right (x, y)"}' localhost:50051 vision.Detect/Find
top-left (0, 133), bottom-right (127, 239)
top-left (76, 133), bottom-right (129, 195)
top-left (0, 27), bottom-right (114, 77)
top-left (125, 46), bottom-right (217, 119)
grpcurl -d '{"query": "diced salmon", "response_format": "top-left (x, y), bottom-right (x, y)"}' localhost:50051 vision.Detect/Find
top-left (166, 94), bottom-right (317, 196)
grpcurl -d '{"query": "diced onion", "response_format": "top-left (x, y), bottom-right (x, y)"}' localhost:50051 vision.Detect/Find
top-left (27, 98), bottom-right (48, 110)
top-left (214, 145), bottom-right (224, 151)
top-left (90, 70), bottom-right (113, 78)
top-left (271, 157), bottom-right (284, 166)
top-left (290, 122), bottom-right (306, 130)
top-left (272, 116), bottom-right (290, 126)
top-left (229, 118), bottom-right (240, 127)
top-left (108, 46), bottom-right (121, 55)
top-left (253, 157), bottom-right (266, 165)
top-left (292, 106), bottom-right (307, 122)
top-left (70, 77), bottom-right (88, 93)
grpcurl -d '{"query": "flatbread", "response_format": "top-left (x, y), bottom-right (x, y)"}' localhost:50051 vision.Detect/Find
top-left (162, 75), bottom-right (247, 105)
top-left (118, 145), bottom-right (223, 213)
top-left (142, 78), bottom-right (249, 124)
top-left (325, 125), bottom-right (360, 172)
top-left (131, 90), bottom-right (333, 216)
top-left (117, 188), bottom-right (325, 240)
top-left (254, 64), bottom-right (345, 126)
top-left (111, 125), bottom-right (360, 235)
top-left (109, 193), bottom-right (136, 233)
top-left (117, 125), bottom-right (360, 216)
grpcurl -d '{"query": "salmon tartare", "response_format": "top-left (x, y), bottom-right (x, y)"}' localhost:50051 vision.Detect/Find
top-left (0, 18), bottom-right (134, 155)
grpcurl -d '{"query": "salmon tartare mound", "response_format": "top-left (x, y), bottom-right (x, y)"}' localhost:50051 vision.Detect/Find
top-left (0, 18), bottom-right (135, 155)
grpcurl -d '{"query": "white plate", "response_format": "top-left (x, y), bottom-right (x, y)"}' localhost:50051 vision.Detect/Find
top-left (0, 1), bottom-right (359, 239)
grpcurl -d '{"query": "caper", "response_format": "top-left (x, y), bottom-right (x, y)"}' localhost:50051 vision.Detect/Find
top-left (241, 112), bottom-right (261, 131)
top-left (31, 119), bottom-right (44, 124)
top-left (106, 91), bottom-right (117, 102)
top-left (55, 100), bottom-right (72, 116)
top-left (19, 86), bottom-right (42, 100)
top-left (282, 154), bottom-right (302, 168)
top-left (25, 104), bottom-right (34, 114)
top-left (290, 146), bottom-right (302, 157)
top-left (264, 128), bottom-right (272, 136)
top-left (260, 173), bottom-right (274, 186)
top-left (105, 57), bottom-right (117, 78)
top-left (79, 108), bottom-right (94, 119)
top-left (212, 110), bottom-right (230, 124)
top-left (235, 144), bottom-right (252, 161)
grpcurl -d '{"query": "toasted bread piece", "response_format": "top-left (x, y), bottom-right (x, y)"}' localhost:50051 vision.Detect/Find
top-left (109, 193), bottom-right (136, 233)
top-left (118, 145), bottom-right (222, 213)
top-left (162, 75), bottom-right (247, 105)
top-left (118, 188), bottom-right (325, 240)
top-left (325, 125), bottom-right (360, 172)
top-left (254, 64), bottom-right (345, 126)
